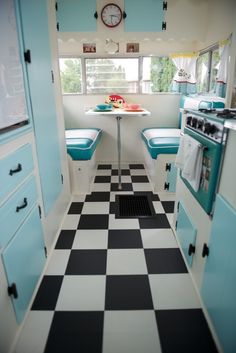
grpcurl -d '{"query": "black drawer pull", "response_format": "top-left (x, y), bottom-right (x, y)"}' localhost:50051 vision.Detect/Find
top-left (188, 243), bottom-right (196, 256)
top-left (9, 163), bottom-right (22, 176)
top-left (8, 283), bottom-right (18, 299)
top-left (16, 198), bottom-right (28, 212)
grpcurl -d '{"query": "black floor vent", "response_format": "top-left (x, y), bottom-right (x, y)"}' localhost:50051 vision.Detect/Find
top-left (116, 195), bottom-right (155, 218)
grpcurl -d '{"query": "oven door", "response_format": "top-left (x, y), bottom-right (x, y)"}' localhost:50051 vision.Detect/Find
top-left (181, 128), bottom-right (222, 214)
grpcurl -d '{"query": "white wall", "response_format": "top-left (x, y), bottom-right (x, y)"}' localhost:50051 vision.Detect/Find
top-left (63, 93), bottom-right (181, 162)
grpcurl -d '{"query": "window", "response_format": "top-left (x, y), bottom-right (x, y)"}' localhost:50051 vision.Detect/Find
top-left (59, 56), bottom-right (177, 95)
top-left (85, 58), bottom-right (139, 94)
top-left (59, 58), bottom-right (82, 94)
top-left (142, 57), bottom-right (177, 93)
top-left (196, 46), bottom-right (220, 93)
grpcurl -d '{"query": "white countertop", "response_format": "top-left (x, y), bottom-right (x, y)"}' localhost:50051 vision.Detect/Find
top-left (85, 108), bottom-right (151, 117)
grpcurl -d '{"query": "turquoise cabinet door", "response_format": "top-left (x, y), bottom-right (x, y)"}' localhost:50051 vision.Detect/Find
top-left (201, 195), bottom-right (236, 353)
top-left (19, 0), bottom-right (62, 215)
top-left (176, 202), bottom-right (197, 267)
top-left (125, 0), bottom-right (164, 32)
top-left (57, 0), bottom-right (97, 32)
top-left (166, 163), bottom-right (177, 193)
top-left (2, 206), bottom-right (46, 323)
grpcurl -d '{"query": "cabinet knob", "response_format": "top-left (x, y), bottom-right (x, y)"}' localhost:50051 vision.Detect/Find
top-left (202, 243), bottom-right (209, 257)
top-left (16, 198), bottom-right (28, 212)
top-left (8, 283), bottom-right (18, 299)
top-left (188, 243), bottom-right (195, 256)
top-left (9, 163), bottom-right (22, 176)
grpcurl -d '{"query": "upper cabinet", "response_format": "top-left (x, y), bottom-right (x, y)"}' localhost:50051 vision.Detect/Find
top-left (124, 0), bottom-right (165, 32)
top-left (56, 0), bottom-right (97, 32)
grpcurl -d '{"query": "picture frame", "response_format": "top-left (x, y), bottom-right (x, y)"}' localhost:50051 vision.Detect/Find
top-left (83, 43), bottom-right (96, 53)
top-left (126, 43), bottom-right (139, 53)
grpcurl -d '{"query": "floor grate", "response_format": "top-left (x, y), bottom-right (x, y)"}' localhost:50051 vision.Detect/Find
top-left (115, 195), bottom-right (155, 218)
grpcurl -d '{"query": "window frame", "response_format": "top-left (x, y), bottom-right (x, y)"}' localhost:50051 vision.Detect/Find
top-left (59, 55), bottom-right (179, 96)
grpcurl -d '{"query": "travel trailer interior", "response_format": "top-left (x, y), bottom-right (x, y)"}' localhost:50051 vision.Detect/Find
top-left (1, 0), bottom-right (236, 352)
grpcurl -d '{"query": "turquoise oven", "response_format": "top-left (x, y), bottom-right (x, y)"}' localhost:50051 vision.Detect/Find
top-left (181, 109), bottom-right (227, 214)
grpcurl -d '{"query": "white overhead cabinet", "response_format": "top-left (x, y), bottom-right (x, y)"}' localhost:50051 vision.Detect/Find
top-left (56, 0), bottom-right (97, 32)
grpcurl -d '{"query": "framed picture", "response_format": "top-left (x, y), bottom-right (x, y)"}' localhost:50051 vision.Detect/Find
top-left (83, 43), bottom-right (96, 53)
top-left (126, 43), bottom-right (139, 53)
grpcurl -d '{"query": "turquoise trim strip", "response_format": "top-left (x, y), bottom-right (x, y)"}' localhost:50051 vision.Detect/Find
top-left (66, 129), bottom-right (102, 160)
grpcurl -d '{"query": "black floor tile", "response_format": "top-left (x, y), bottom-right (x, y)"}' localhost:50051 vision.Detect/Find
top-left (155, 309), bottom-right (218, 353)
top-left (131, 175), bottom-right (149, 183)
top-left (105, 275), bottom-right (153, 310)
top-left (108, 229), bottom-right (143, 249)
top-left (85, 192), bottom-right (110, 202)
top-left (65, 250), bottom-right (107, 275)
top-left (134, 191), bottom-right (160, 201)
top-left (139, 214), bottom-right (170, 229)
top-left (44, 311), bottom-right (104, 353)
top-left (111, 183), bottom-right (133, 191)
top-left (78, 214), bottom-right (109, 229)
top-left (109, 201), bottom-right (117, 214)
top-left (145, 248), bottom-right (187, 274)
top-left (94, 176), bottom-right (111, 183)
top-left (31, 276), bottom-right (63, 310)
top-left (111, 169), bottom-right (130, 175)
top-left (129, 164), bottom-right (145, 169)
top-left (161, 201), bottom-right (175, 213)
top-left (68, 202), bottom-right (83, 214)
top-left (97, 164), bottom-right (112, 169)
top-left (55, 230), bottom-right (76, 249)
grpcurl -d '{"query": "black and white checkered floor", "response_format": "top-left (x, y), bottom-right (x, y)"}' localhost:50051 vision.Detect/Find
top-left (15, 164), bottom-right (218, 353)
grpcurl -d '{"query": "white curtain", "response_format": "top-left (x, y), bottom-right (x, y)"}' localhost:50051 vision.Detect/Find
top-left (215, 39), bottom-right (230, 98)
top-left (170, 53), bottom-right (198, 95)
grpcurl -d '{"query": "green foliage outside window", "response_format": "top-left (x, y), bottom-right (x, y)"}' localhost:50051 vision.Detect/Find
top-left (60, 59), bottom-right (82, 94)
top-left (150, 57), bottom-right (177, 92)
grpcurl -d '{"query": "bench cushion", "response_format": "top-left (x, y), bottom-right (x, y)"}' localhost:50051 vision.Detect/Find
top-left (141, 128), bottom-right (181, 159)
top-left (65, 128), bottom-right (102, 160)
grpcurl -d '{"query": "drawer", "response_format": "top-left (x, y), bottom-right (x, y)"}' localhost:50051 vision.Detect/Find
top-left (0, 176), bottom-right (38, 249)
top-left (0, 144), bottom-right (34, 204)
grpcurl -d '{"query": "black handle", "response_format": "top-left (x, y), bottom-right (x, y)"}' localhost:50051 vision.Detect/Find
top-left (165, 163), bottom-right (171, 172)
top-left (188, 243), bottom-right (196, 256)
top-left (123, 11), bottom-right (127, 19)
top-left (94, 11), bottom-right (98, 19)
top-left (202, 243), bottom-right (209, 257)
top-left (8, 283), bottom-right (18, 299)
top-left (9, 163), bottom-right (22, 176)
top-left (164, 182), bottom-right (169, 190)
top-left (16, 198), bottom-right (28, 212)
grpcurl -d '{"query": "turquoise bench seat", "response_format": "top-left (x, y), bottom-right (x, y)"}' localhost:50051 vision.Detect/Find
top-left (65, 128), bottom-right (102, 160)
top-left (141, 128), bottom-right (181, 159)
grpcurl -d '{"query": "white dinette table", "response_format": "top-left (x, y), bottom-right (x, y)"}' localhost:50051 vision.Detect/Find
top-left (86, 108), bottom-right (151, 190)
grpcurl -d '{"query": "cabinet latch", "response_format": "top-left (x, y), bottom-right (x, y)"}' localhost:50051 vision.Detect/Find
top-left (202, 243), bottom-right (209, 257)
top-left (162, 21), bottom-right (167, 30)
top-left (24, 50), bottom-right (31, 63)
top-left (44, 246), bottom-right (47, 258)
top-left (8, 283), bottom-right (18, 299)
top-left (163, 2), bottom-right (168, 10)
top-left (165, 163), bottom-right (171, 172)
top-left (164, 182), bottom-right (170, 190)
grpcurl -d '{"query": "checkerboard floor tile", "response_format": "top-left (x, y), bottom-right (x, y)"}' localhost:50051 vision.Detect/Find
top-left (14, 164), bottom-right (219, 353)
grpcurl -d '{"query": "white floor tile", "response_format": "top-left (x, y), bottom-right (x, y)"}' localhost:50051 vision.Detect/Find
top-left (166, 213), bottom-right (174, 227)
top-left (14, 311), bottom-right (53, 353)
top-left (71, 194), bottom-right (86, 202)
top-left (72, 230), bottom-right (108, 249)
top-left (149, 274), bottom-right (201, 310)
top-left (107, 249), bottom-right (147, 275)
top-left (112, 163), bottom-right (130, 169)
top-left (109, 214), bottom-right (139, 229)
top-left (111, 175), bottom-right (132, 183)
top-left (158, 192), bottom-right (176, 201)
top-left (110, 191), bottom-right (133, 202)
top-left (81, 202), bottom-right (109, 214)
top-left (56, 276), bottom-right (106, 311)
top-left (132, 183), bottom-right (152, 192)
top-left (92, 183), bottom-right (111, 192)
top-left (129, 169), bottom-right (147, 176)
top-left (103, 311), bottom-right (162, 353)
top-left (96, 169), bottom-right (112, 176)
top-left (141, 229), bottom-right (178, 248)
top-left (45, 250), bottom-right (71, 275)
top-left (61, 214), bottom-right (80, 229)
top-left (152, 201), bottom-right (165, 213)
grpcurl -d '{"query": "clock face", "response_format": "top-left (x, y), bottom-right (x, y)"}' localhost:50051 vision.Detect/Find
top-left (101, 3), bottom-right (122, 28)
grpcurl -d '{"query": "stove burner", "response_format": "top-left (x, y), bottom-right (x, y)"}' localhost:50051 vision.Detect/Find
top-left (216, 109), bottom-right (236, 119)
top-left (198, 108), bottom-right (216, 113)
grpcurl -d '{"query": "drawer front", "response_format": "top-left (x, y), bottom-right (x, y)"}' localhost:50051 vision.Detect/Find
top-left (2, 206), bottom-right (46, 323)
top-left (0, 144), bottom-right (34, 204)
top-left (0, 176), bottom-right (38, 249)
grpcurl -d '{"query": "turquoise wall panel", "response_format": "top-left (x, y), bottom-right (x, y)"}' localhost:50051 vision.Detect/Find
top-left (201, 195), bottom-right (236, 353)
top-left (176, 202), bottom-right (197, 267)
top-left (2, 206), bottom-right (45, 323)
top-left (19, 0), bottom-right (62, 215)
top-left (57, 0), bottom-right (97, 32)
top-left (125, 0), bottom-right (164, 32)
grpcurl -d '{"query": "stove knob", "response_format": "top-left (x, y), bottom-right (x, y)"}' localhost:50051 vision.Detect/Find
top-left (191, 117), bottom-right (198, 128)
top-left (197, 120), bottom-right (204, 130)
top-left (186, 116), bottom-right (192, 126)
top-left (209, 124), bottom-right (218, 135)
top-left (204, 122), bottom-right (212, 135)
